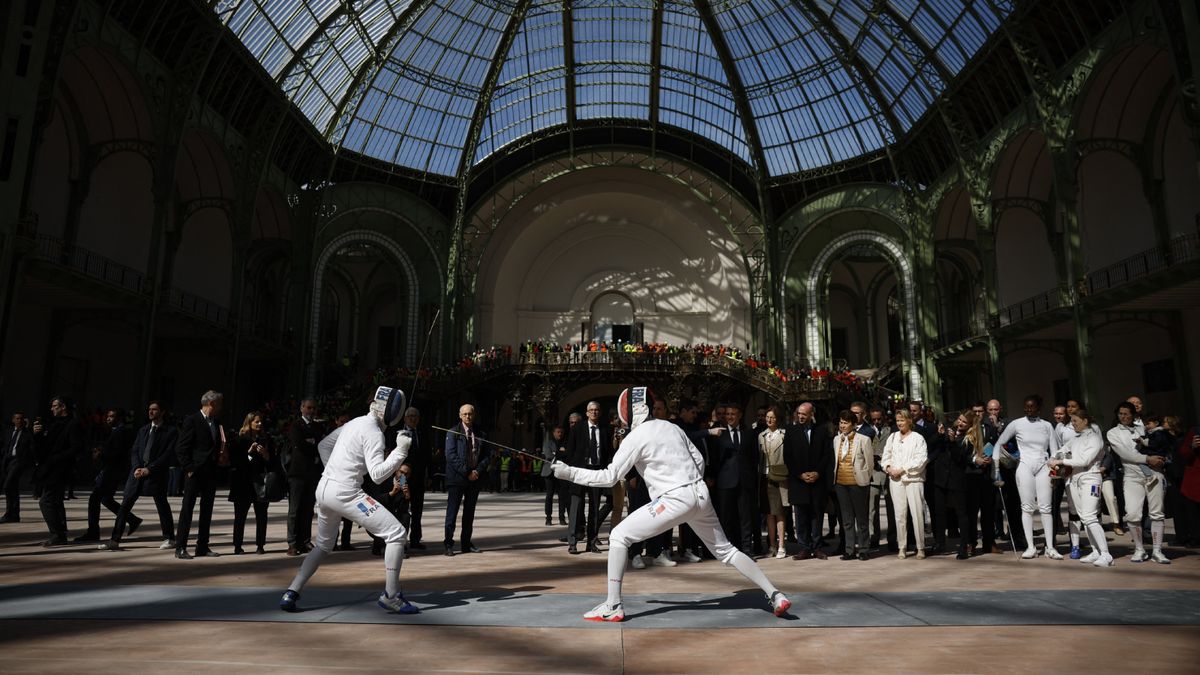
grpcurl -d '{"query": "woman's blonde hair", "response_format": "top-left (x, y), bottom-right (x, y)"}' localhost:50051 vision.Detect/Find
top-left (240, 411), bottom-right (262, 437)
top-left (961, 410), bottom-right (985, 462)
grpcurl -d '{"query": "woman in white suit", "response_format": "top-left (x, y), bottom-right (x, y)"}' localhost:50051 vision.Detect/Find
top-left (832, 410), bottom-right (874, 560)
top-left (881, 410), bottom-right (929, 559)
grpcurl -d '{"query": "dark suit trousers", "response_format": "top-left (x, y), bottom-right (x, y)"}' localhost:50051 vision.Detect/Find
top-left (112, 478), bottom-right (173, 542)
top-left (929, 483), bottom-right (950, 547)
top-left (176, 468), bottom-right (217, 551)
top-left (718, 485), bottom-right (755, 553)
top-left (233, 500), bottom-right (268, 548)
top-left (568, 485), bottom-right (601, 545)
top-left (38, 483), bottom-right (68, 537)
top-left (287, 476), bottom-right (317, 546)
top-left (444, 483), bottom-right (480, 548)
top-left (86, 471), bottom-right (126, 534)
top-left (791, 487), bottom-right (826, 552)
top-left (543, 475), bottom-right (567, 520)
top-left (3, 459), bottom-right (27, 518)
top-left (962, 474), bottom-right (995, 551)
top-left (408, 483), bottom-right (425, 544)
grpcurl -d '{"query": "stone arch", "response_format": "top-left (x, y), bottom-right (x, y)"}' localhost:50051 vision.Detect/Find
top-left (805, 230), bottom-right (920, 399)
top-left (307, 229), bottom-right (420, 393)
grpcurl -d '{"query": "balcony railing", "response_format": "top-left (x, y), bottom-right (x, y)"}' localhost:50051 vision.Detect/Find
top-left (997, 285), bottom-right (1069, 327)
top-left (1085, 232), bottom-right (1200, 294)
top-left (166, 288), bottom-right (231, 327)
top-left (29, 234), bottom-right (147, 294)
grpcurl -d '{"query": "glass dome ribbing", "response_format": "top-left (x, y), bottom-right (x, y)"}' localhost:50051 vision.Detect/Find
top-left (212, 0), bottom-right (1008, 177)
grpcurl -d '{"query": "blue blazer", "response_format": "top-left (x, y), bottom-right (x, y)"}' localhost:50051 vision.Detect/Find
top-left (443, 423), bottom-right (491, 487)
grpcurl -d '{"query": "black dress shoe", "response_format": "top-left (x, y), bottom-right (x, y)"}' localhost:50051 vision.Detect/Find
top-left (586, 542), bottom-right (601, 554)
top-left (568, 544), bottom-right (580, 554)
top-left (444, 546), bottom-right (455, 557)
top-left (234, 547), bottom-right (245, 555)
top-left (813, 549), bottom-right (828, 560)
top-left (175, 549), bottom-right (193, 560)
top-left (196, 549), bottom-right (220, 557)
top-left (409, 542), bottom-right (426, 550)
top-left (558, 536), bottom-right (569, 543)
top-left (256, 546), bottom-right (265, 555)
top-left (286, 546), bottom-right (301, 557)
top-left (858, 551), bottom-right (869, 561)
top-left (43, 536), bottom-right (68, 547)
top-left (72, 532), bottom-right (101, 543)
top-left (545, 518), bottom-right (552, 526)
top-left (462, 544), bottom-right (481, 554)
top-left (126, 518), bottom-right (143, 537)
top-left (559, 517), bottom-right (568, 525)
top-left (956, 549), bottom-right (970, 560)
top-left (840, 551), bottom-right (854, 561)
top-left (0, 515), bottom-right (20, 523)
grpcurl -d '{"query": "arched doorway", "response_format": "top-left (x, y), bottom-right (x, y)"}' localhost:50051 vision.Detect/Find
top-left (590, 291), bottom-right (635, 343)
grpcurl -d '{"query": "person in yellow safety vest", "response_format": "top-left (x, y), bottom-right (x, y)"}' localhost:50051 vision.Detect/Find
top-left (499, 451), bottom-right (512, 493)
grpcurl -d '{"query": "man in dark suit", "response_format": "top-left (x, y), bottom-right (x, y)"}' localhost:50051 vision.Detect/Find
top-left (443, 403), bottom-right (491, 556)
top-left (287, 399), bottom-right (324, 556)
top-left (671, 399), bottom-right (714, 561)
top-left (175, 390), bottom-right (227, 559)
top-left (76, 408), bottom-right (140, 542)
top-left (784, 401), bottom-right (832, 560)
top-left (33, 397), bottom-right (84, 545)
top-left (566, 401), bottom-right (606, 554)
top-left (1, 412), bottom-right (34, 523)
top-left (100, 401), bottom-right (177, 550)
top-left (400, 406), bottom-right (429, 550)
top-left (715, 402), bottom-right (760, 555)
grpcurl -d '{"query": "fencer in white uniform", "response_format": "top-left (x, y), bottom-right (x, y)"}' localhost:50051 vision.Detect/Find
top-left (551, 387), bottom-right (790, 622)
top-left (995, 395), bottom-right (1061, 559)
top-left (1049, 408), bottom-right (1114, 567)
top-left (1107, 401), bottom-right (1170, 564)
top-left (280, 386), bottom-right (418, 614)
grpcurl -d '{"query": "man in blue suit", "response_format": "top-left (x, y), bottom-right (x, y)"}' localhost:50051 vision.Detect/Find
top-left (443, 404), bottom-right (491, 556)
top-left (100, 401), bottom-right (177, 551)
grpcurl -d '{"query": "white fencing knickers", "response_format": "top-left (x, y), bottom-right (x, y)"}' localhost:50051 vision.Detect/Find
top-left (603, 480), bottom-right (778, 607)
top-left (1016, 459), bottom-right (1055, 549)
top-left (1068, 473), bottom-right (1108, 556)
top-left (287, 477), bottom-right (408, 596)
top-left (1122, 468), bottom-right (1167, 553)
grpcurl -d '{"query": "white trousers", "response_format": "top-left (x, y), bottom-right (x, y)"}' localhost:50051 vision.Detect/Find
top-left (1068, 473), bottom-right (1103, 528)
top-left (887, 480), bottom-right (925, 552)
top-left (1122, 469), bottom-right (1165, 524)
top-left (1016, 460), bottom-right (1052, 514)
top-left (1101, 479), bottom-right (1121, 525)
top-left (610, 481), bottom-right (737, 563)
top-left (312, 478), bottom-right (407, 553)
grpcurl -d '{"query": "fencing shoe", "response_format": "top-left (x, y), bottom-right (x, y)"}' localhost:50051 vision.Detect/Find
top-left (1069, 546), bottom-right (1082, 560)
top-left (652, 551), bottom-right (677, 567)
top-left (584, 602), bottom-right (625, 622)
top-left (1092, 553), bottom-right (1115, 568)
top-left (1044, 547), bottom-right (1064, 560)
top-left (1150, 549), bottom-right (1170, 565)
top-left (631, 555), bottom-right (646, 570)
top-left (378, 591), bottom-right (420, 614)
top-left (1021, 547), bottom-right (1038, 559)
top-left (770, 591), bottom-right (791, 617)
top-left (279, 590), bottom-right (300, 612)
top-left (1130, 549), bottom-right (1148, 563)
top-left (1079, 550), bottom-right (1099, 564)
top-left (680, 550), bottom-right (702, 563)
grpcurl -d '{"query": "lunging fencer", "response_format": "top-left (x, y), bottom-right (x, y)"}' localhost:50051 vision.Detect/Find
top-left (551, 386), bottom-right (790, 622)
top-left (279, 386), bottom-right (418, 614)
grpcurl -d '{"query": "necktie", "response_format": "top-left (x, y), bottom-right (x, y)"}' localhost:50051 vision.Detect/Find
top-left (143, 426), bottom-right (155, 463)
top-left (467, 428), bottom-right (477, 469)
top-left (208, 417), bottom-right (217, 442)
top-left (591, 425), bottom-right (599, 465)
top-left (10, 429), bottom-right (18, 457)
top-left (732, 428), bottom-right (740, 446)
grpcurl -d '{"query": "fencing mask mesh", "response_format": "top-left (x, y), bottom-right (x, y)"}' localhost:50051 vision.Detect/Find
top-left (370, 386), bottom-right (406, 427)
top-left (617, 386), bottom-right (655, 432)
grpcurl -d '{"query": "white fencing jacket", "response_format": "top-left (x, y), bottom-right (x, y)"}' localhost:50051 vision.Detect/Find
top-left (321, 414), bottom-right (409, 488)
top-left (553, 419), bottom-right (704, 500)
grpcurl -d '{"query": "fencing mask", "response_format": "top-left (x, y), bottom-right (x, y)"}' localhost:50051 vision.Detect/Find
top-left (370, 386), bottom-right (406, 427)
top-left (617, 386), bottom-right (655, 433)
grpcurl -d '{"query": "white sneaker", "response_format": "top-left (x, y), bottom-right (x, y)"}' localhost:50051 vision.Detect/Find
top-left (652, 552), bottom-right (677, 567)
top-left (774, 548), bottom-right (787, 559)
top-left (583, 602), bottom-right (624, 622)
top-left (1151, 549), bottom-right (1170, 565)
top-left (1130, 549), bottom-right (1148, 563)
top-left (680, 550), bottom-right (702, 563)
top-left (770, 591), bottom-right (791, 617)
top-left (1021, 547), bottom-right (1038, 559)
top-left (630, 555), bottom-right (646, 570)
top-left (1044, 547), bottom-right (1064, 560)
top-left (1092, 553), bottom-right (1115, 568)
top-left (159, 539), bottom-right (175, 550)
top-left (1080, 550), bottom-right (1099, 564)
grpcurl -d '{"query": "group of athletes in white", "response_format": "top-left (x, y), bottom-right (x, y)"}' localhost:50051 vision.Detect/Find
top-left (277, 384), bottom-right (790, 621)
top-left (993, 394), bottom-right (1171, 568)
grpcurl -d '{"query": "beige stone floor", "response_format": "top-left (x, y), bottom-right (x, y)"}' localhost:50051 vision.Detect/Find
top-left (1, 490), bottom-right (1197, 673)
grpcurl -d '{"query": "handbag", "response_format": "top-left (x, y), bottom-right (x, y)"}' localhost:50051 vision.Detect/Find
top-left (255, 468), bottom-right (286, 502)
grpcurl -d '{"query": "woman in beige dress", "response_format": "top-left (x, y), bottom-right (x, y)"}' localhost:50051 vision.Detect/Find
top-left (759, 406), bottom-right (788, 559)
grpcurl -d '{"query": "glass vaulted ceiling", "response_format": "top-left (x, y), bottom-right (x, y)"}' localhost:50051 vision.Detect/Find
top-left (213, 0), bottom-right (1008, 178)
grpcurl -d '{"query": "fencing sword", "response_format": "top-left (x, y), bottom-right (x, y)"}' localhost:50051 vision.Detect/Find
top-left (432, 425), bottom-right (547, 463)
top-left (408, 307), bottom-right (442, 404)
top-left (994, 474), bottom-right (1021, 558)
